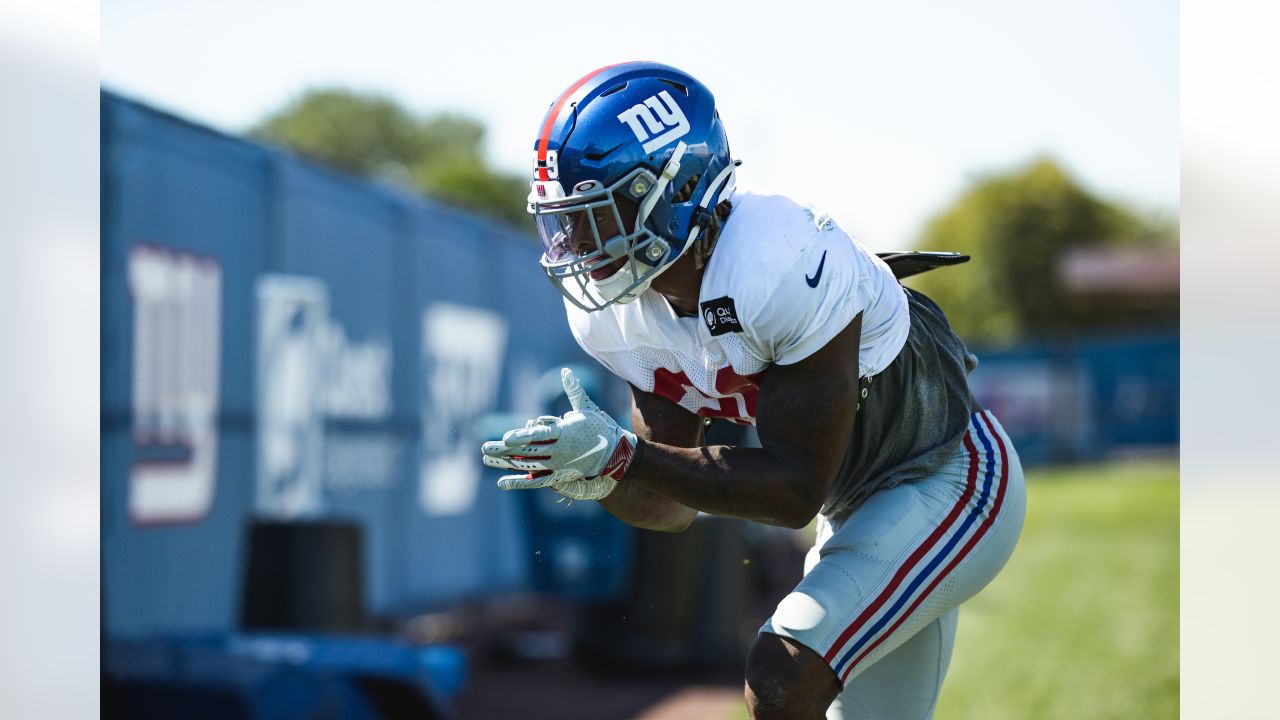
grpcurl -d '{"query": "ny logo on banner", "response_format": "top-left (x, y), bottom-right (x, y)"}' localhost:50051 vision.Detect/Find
top-left (128, 244), bottom-right (222, 525)
top-left (616, 90), bottom-right (690, 154)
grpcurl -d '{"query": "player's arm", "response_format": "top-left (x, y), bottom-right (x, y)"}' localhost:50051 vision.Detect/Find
top-left (481, 313), bottom-right (861, 530)
top-left (597, 387), bottom-right (702, 533)
top-left (623, 313), bottom-right (862, 529)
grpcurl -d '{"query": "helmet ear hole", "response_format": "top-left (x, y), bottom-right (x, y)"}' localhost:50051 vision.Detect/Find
top-left (672, 174), bottom-right (701, 204)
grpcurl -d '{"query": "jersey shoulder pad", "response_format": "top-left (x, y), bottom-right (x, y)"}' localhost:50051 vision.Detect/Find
top-left (698, 191), bottom-right (867, 365)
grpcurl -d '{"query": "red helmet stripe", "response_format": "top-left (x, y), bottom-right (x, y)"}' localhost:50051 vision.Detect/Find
top-left (536, 63), bottom-right (625, 181)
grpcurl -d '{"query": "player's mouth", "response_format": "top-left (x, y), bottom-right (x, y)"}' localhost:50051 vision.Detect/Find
top-left (588, 256), bottom-right (627, 282)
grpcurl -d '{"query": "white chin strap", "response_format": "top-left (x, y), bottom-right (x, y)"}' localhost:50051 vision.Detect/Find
top-left (635, 142), bottom-right (688, 233)
top-left (592, 146), bottom-right (738, 306)
top-left (590, 258), bottom-right (650, 304)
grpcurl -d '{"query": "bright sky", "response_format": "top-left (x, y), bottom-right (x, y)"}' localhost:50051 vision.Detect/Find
top-left (101, 0), bottom-right (1177, 250)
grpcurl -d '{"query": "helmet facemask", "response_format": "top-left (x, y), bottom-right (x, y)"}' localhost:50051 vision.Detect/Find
top-left (532, 166), bottom-right (674, 312)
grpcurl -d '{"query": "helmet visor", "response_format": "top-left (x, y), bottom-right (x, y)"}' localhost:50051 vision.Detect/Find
top-left (534, 197), bottom-right (630, 266)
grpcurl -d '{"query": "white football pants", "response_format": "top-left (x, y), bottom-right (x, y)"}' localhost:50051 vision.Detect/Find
top-left (761, 410), bottom-right (1026, 720)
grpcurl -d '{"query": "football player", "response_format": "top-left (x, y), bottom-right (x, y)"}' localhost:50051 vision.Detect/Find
top-left (481, 61), bottom-right (1026, 720)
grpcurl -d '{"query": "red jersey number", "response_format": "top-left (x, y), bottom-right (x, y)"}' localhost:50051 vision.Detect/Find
top-left (652, 366), bottom-right (762, 424)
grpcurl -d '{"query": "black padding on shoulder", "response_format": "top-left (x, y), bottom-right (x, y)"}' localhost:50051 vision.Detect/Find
top-left (875, 251), bottom-right (971, 280)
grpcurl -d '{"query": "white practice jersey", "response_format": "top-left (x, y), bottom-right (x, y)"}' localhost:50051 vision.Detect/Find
top-left (565, 190), bottom-right (910, 425)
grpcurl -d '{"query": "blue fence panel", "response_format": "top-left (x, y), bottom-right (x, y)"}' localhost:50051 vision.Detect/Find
top-left (101, 425), bottom-right (258, 636)
top-left (969, 334), bottom-right (1179, 464)
top-left (102, 96), bottom-right (272, 635)
top-left (102, 95), bottom-right (273, 419)
top-left (1078, 335), bottom-right (1179, 448)
top-left (260, 161), bottom-right (417, 615)
top-left (407, 202), bottom-right (537, 610)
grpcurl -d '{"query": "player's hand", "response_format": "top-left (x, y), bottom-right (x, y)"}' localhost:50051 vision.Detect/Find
top-left (480, 368), bottom-right (638, 497)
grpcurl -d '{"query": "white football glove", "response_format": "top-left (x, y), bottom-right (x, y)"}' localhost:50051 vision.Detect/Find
top-left (550, 475), bottom-right (622, 501)
top-left (481, 368), bottom-right (638, 500)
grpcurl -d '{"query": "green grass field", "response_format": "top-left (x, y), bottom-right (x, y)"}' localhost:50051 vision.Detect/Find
top-left (935, 459), bottom-right (1179, 719)
top-left (730, 459), bottom-right (1179, 719)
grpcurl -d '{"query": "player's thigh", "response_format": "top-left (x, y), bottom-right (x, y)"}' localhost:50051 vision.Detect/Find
top-left (827, 609), bottom-right (958, 720)
top-left (761, 480), bottom-right (945, 681)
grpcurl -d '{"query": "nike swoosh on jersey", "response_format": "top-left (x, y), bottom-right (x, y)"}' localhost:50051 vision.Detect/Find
top-left (568, 435), bottom-right (609, 466)
top-left (806, 250), bottom-right (828, 288)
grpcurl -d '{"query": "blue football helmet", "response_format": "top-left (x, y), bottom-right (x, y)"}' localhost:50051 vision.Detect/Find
top-left (528, 62), bottom-right (737, 311)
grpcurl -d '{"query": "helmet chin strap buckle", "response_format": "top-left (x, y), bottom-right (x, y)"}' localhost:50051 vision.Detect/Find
top-left (691, 206), bottom-right (713, 233)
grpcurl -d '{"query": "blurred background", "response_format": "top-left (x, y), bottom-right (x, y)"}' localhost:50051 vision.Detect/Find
top-left (93, 1), bottom-right (1179, 718)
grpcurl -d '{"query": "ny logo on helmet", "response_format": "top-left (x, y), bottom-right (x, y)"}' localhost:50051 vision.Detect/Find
top-left (616, 90), bottom-right (690, 154)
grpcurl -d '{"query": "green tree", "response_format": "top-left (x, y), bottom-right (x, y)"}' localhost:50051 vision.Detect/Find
top-left (251, 88), bottom-right (529, 228)
top-left (905, 157), bottom-right (1175, 344)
